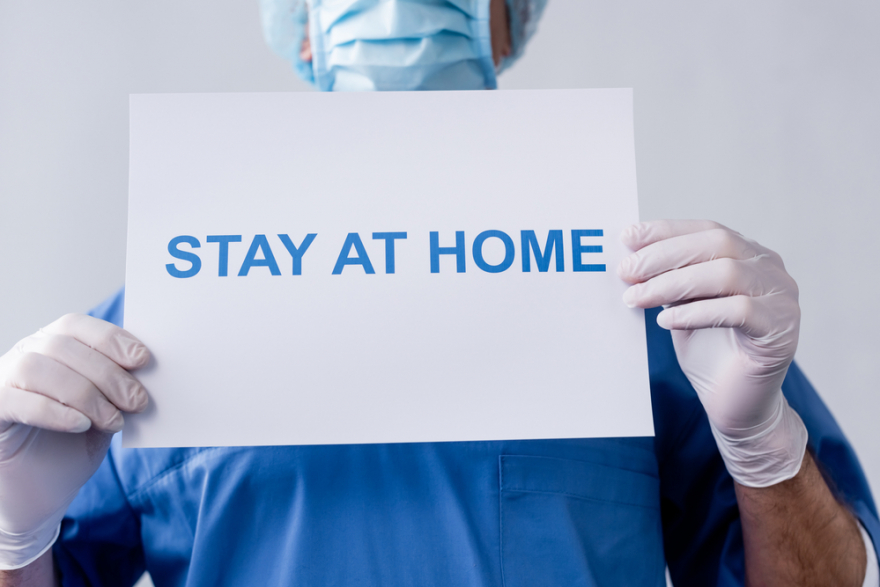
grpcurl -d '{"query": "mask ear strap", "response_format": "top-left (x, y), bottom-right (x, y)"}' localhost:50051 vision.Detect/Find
top-left (307, 0), bottom-right (333, 91)
top-left (474, 0), bottom-right (499, 89)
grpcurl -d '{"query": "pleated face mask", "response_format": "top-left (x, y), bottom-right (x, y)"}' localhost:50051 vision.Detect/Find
top-left (261, 0), bottom-right (548, 91)
top-left (307, 0), bottom-right (495, 91)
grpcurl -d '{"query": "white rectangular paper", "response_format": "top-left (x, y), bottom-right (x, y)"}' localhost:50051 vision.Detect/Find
top-left (124, 89), bottom-right (653, 448)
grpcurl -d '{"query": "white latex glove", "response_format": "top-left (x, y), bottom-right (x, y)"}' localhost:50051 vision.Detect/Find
top-left (0, 314), bottom-right (150, 570)
top-left (618, 220), bottom-right (808, 488)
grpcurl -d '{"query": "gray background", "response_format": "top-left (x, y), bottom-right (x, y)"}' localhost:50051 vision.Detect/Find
top-left (1, 1), bottom-right (878, 583)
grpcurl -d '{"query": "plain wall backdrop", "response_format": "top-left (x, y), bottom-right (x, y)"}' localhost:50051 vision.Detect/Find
top-left (1, 2), bottom-right (879, 580)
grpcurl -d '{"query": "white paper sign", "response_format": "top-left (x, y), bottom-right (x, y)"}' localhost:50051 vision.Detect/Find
top-left (124, 89), bottom-right (653, 448)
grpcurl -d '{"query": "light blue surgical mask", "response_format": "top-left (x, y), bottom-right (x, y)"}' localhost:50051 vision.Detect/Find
top-left (261, 0), bottom-right (549, 91)
top-left (307, 0), bottom-right (496, 91)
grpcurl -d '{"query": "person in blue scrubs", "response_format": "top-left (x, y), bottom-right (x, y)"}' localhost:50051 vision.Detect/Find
top-left (0, 1), bottom-right (877, 585)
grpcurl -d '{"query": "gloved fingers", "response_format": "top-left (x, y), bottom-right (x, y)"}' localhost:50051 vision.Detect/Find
top-left (1, 352), bottom-right (129, 433)
top-left (618, 228), bottom-right (766, 284)
top-left (622, 257), bottom-right (780, 309)
top-left (655, 295), bottom-right (778, 338)
top-left (620, 219), bottom-right (730, 252)
top-left (41, 314), bottom-right (149, 371)
top-left (17, 332), bottom-right (148, 414)
top-left (0, 385), bottom-right (92, 434)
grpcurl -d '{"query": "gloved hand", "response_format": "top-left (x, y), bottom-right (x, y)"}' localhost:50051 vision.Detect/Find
top-left (618, 219), bottom-right (808, 488)
top-left (0, 314), bottom-right (149, 570)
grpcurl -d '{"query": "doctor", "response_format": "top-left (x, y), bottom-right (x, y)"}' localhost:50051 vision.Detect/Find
top-left (1, 0), bottom-right (878, 585)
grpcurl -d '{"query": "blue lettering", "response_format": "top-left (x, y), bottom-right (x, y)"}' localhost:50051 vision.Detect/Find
top-left (168, 228), bottom-right (605, 277)
top-left (278, 233), bottom-right (317, 276)
top-left (571, 229), bottom-right (605, 272)
top-left (206, 235), bottom-right (242, 277)
top-left (166, 236), bottom-right (201, 278)
top-left (332, 233), bottom-right (375, 275)
top-left (521, 230), bottom-right (564, 272)
top-left (430, 231), bottom-right (466, 273)
top-left (238, 234), bottom-right (281, 276)
top-left (372, 232), bottom-right (407, 274)
top-left (473, 230), bottom-right (515, 273)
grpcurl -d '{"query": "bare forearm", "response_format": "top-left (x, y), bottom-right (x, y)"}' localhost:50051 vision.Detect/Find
top-left (0, 550), bottom-right (57, 587)
top-left (736, 451), bottom-right (866, 587)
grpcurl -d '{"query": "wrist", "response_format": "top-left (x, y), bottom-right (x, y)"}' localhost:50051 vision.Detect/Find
top-left (0, 523), bottom-right (60, 571)
top-left (710, 394), bottom-right (809, 488)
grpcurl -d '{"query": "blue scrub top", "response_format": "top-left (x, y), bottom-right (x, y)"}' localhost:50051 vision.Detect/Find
top-left (54, 289), bottom-right (880, 586)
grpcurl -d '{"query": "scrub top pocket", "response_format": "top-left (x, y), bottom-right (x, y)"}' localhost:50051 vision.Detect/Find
top-left (499, 454), bottom-right (666, 587)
